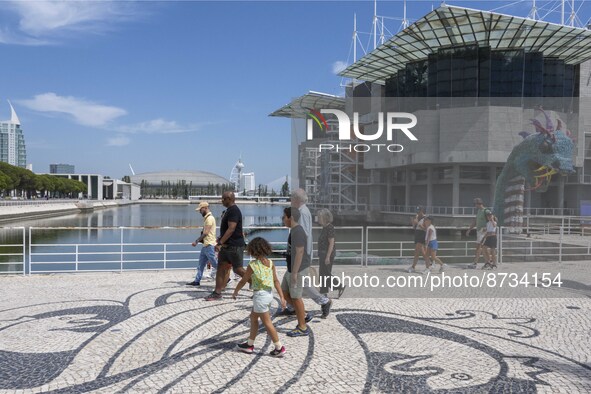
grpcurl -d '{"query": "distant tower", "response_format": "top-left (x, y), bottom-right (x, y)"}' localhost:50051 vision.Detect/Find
top-left (230, 157), bottom-right (245, 192)
top-left (0, 101), bottom-right (26, 167)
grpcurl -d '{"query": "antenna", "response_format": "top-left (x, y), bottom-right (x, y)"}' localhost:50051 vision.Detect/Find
top-left (353, 13), bottom-right (357, 63)
top-left (403, 0), bottom-right (409, 29)
top-left (528, 0), bottom-right (538, 20)
top-left (129, 164), bottom-right (136, 175)
top-left (561, 0), bottom-right (565, 25)
top-left (373, 0), bottom-right (377, 49)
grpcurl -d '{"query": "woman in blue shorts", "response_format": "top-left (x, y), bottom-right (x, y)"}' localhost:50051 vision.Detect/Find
top-left (423, 216), bottom-right (447, 274)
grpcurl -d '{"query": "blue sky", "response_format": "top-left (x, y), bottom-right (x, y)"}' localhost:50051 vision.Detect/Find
top-left (0, 1), bottom-right (588, 187)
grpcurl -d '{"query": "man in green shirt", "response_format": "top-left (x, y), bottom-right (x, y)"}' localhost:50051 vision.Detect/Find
top-left (466, 198), bottom-right (491, 269)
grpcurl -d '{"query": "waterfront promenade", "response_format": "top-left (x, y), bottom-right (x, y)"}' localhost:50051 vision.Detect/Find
top-left (1, 264), bottom-right (590, 393)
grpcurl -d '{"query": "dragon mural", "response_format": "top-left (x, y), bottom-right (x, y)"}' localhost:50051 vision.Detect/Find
top-left (493, 108), bottom-right (575, 230)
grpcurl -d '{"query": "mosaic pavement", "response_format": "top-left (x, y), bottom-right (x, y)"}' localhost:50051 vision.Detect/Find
top-left (1, 266), bottom-right (590, 393)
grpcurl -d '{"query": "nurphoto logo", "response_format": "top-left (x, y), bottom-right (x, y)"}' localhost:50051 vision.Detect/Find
top-left (306, 109), bottom-right (418, 153)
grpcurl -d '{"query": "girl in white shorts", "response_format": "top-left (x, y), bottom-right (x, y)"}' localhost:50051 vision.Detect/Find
top-left (233, 237), bottom-right (287, 357)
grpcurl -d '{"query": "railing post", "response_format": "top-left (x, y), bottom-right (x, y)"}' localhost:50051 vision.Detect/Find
top-left (28, 227), bottom-right (32, 276)
top-left (363, 226), bottom-right (367, 267)
top-left (22, 227), bottom-right (25, 277)
top-left (120, 227), bottom-right (124, 272)
top-left (75, 244), bottom-right (79, 272)
top-left (498, 227), bottom-right (503, 265)
top-left (559, 225), bottom-right (563, 264)
top-left (164, 244), bottom-right (167, 269)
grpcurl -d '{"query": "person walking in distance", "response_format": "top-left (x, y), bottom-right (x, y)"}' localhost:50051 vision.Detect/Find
top-left (205, 191), bottom-right (245, 301)
top-left (188, 201), bottom-right (217, 286)
top-left (423, 216), bottom-right (447, 274)
top-left (466, 198), bottom-right (492, 269)
top-left (408, 206), bottom-right (430, 273)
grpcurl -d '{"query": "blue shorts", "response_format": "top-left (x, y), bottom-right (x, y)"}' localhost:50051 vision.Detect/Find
top-left (427, 240), bottom-right (438, 250)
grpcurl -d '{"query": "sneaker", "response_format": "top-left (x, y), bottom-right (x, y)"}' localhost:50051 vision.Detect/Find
top-left (321, 299), bottom-right (333, 319)
top-left (305, 312), bottom-right (313, 323)
top-left (236, 342), bottom-right (254, 354)
top-left (186, 281), bottom-right (200, 286)
top-left (406, 266), bottom-right (416, 273)
top-left (204, 292), bottom-right (222, 301)
top-left (276, 308), bottom-right (296, 316)
top-left (482, 263), bottom-right (492, 270)
top-left (468, 262), bottom-right (478, 269)
top-left (439, 264), bottom-right (448, 273)
top-left (422, 268), bottom-right (431, 275)
top-left (270, 346), bottom-right (286, 357)
top-left (287, 326), bottom-right (310, 337)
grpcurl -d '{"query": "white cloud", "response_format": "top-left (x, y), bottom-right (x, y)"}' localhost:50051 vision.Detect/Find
top-left (0, 1), bottom-right (141, 45)
top-left (332, 60), bottom-right (348, 75)
top-left (106, 135), bottom-right (130, 147)
top-left (17, 92), bottom-right (127, 127)
top-left (116, 118), bottom-right (207, 134)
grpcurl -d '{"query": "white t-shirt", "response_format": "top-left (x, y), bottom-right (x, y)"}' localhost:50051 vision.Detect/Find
top-left (486, 220), bottom-right (497, 234)
top-left (425, 224), bottom-right (437, 243)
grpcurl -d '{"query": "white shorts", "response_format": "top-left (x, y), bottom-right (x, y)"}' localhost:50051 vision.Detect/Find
top-left (252, 290), bottom-right (273, 313)
top-left (476, 228), bottom-right (486, 244)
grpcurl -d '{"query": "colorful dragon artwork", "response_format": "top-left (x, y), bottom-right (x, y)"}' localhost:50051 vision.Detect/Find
top-left (493, 107), bottom-right (575, 231)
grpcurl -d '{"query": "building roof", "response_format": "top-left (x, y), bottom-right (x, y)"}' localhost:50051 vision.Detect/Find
top-left (340, 5), bottom-right (591, 84)
top-left (129, 170), bottom-right (228, 186)
top-left (269, 91), bottom-right (345, 119)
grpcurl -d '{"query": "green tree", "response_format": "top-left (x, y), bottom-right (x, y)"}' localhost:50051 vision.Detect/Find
top-left (281, 178), bottom-right (290, 197)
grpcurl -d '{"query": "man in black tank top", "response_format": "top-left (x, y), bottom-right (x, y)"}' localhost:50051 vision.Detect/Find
top-left (205, 191), bottom-right (246, 301)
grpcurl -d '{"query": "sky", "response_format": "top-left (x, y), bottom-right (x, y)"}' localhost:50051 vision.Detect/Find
top-left (0, 0), bottom-right (589, 187)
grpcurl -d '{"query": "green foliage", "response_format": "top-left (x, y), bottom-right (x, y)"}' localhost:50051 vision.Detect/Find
top-left (0, 162), bottom-right (88, 198)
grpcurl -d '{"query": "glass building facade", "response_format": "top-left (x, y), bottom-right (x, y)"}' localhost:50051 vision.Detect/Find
top-left (0, 122), bottom-right (26, 168)
top-left (385, 45), bottom-right (579, 111)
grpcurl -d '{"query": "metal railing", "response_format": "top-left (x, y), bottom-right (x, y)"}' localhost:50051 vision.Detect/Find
top-left (0, 199), bottom-right (82, 207)
top-left (0, 227), bottom-right (25, 275)
top-left (26, 225), bottom-right (365, 275)
top-left (1, 222), bottom-right (589, 275)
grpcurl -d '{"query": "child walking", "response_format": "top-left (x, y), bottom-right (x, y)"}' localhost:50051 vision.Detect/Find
top-left (481, 212), bottom-right (498, 270)
top-left (233, 237), bottom-right (287, 357)
top-left (423, 216), bottom-right (448, 274)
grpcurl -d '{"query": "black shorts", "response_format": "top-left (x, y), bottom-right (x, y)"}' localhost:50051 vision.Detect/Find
top-left (414, 230), bottom-right (426, 244)
top-left (218, 245), bottom-right (244, 270)
top-left (483, 236), bottom-right (497, 249)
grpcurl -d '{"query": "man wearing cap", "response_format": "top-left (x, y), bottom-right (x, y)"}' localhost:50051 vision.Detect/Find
top-left (466, 198), bottom-right (491, 269)
top-left (187, 201), bottom-right (218, 286)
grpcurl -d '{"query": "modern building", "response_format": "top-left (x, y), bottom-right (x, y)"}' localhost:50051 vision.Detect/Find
top-left (240, 172), bottom-right (256, 195)
top-left (103, 179), bottom-right (141, 200)
top-left (273, 5), bottom-right (591, 217)
top-left (0, 102), bottom-right (26, 168)
top-left (50, 164), bottom-right (75, 174)
top-left (49, 173), bottom-right (104, 200)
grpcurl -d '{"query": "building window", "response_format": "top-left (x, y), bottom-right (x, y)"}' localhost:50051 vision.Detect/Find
top-left (436, 167), bottom-right (454, 180)
top-left (461, 166), bottom-right (489, 180)
top-left (412, 169), bottom-right (428, 181)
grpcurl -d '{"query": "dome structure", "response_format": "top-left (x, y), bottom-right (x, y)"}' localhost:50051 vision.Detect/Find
top-left (130, 170), bottom-right (228, 186)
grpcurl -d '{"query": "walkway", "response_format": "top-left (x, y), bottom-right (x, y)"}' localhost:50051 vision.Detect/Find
top-left (1, 263), bottom-right (589, 393)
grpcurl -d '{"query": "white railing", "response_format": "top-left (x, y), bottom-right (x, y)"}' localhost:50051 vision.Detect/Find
top-left (0, 227), bottom-right (26, 275)
top-left (0, 199), bottom-right (82, 207)
top-left (27, 226), bottom-right (365, 275)
top-left (2, 223), bottom-right (588, 275)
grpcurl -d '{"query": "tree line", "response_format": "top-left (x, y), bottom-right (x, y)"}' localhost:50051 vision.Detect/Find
top-left (0, 162), bottom-right (87, 199)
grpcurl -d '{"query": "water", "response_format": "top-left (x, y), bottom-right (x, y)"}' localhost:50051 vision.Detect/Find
top-left (0, 203), bottom-right (288, 273)
top-left (0, 203), bottom-right (478, 274)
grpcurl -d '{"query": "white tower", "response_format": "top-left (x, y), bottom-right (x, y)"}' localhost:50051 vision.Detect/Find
top-left (229, 157), bottom-right (245, 192)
